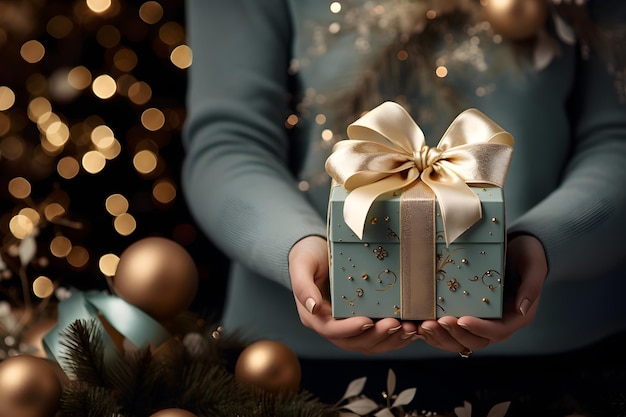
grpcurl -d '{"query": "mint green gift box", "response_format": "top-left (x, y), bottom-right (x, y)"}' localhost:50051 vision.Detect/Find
top-left (328, 184), bottom-right (506, 320)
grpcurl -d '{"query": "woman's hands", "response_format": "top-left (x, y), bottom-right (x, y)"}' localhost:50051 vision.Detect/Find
top-left (289, 234), bottom-right (547, 356)
top-left (416, 234), bottom-right (548, 354)
top-left (289, 235), bottom-right (422, 354)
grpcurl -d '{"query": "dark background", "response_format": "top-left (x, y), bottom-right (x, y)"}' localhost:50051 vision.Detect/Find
top-left (0, 0), bottom-right (228, 319)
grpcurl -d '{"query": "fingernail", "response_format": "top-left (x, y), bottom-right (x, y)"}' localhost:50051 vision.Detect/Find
top-left (305, 298), bottom-right (316, 314)
top-left (387, 325), bottom-right (402, 334)
top-left (400, 331), bottom-right (417, 340)
top-left (421, 326), bottom-right (435, 335)
top-left (361, 323), bottom-right (374, 331)
top-left (519, 298), bottom-right (531, 316)
top-left (458, 322), bottom-right (471, 331)
top-left (438, 321), bottom-right (451, 331)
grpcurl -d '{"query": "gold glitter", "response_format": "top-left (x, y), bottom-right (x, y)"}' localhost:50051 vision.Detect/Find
top-left (361, 274), bottom-right (368, 280)
top-left (370, 217), bottom-right (378, 224)
top-left (482, 298), bottom-right (489, 303)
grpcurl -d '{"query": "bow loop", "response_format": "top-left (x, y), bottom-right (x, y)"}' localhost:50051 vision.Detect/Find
top-left (325, 101), bottom-right (514, 244)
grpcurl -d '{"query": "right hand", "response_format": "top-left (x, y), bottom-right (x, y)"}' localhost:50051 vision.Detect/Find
top-left (288, 235), bottom-right (422, 354)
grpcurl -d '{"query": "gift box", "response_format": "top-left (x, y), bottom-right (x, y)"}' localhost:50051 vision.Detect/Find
top-left (325, 101), bottom-right (514, 320)
top-left (328, 184), bottom-right (505, 319)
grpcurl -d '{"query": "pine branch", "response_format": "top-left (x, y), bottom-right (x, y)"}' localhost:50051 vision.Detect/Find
top-left (58, 319), bottom-right (108, 388)
top-left (59, 382), bottom-right (126, 417)
top-left (179, 356), bottom-right (248, 416)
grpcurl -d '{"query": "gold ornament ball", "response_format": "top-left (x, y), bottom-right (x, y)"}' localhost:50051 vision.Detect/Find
top-left (481, 0), bottom-right (548, 41)
top-left (112, 237), bottom-right (199, 321)
top-left (235, 340), bottom-right (301, 394)
top-left (0, 355), bottom-right (63, 417)
top-left (149, 409), bottom-right (198, 417)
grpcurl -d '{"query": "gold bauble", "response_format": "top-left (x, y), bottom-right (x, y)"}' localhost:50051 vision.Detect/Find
top-left (234, 340), bottom-right (301, 394)
top-left (0, 355), bottom-right (63, 417)
top-left (149, 409), bottom-right (198, 417)
top-left (112, 237), bottom-right (199, 321)
top-left (481, 0), bottom-right (548, 41)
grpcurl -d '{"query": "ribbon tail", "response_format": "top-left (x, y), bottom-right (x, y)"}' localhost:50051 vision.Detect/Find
top-left (85, 293), bottom-right (171, 349)
top-left (423, 174), bottom-right (482, 246)
top-left (343, 175), bottom-right (415, 239)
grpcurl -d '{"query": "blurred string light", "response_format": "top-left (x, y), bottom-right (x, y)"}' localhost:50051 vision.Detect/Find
top-left (0, 0), bottom-right (192, 354)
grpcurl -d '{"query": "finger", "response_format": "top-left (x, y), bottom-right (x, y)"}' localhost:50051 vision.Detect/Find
top-left (437, 316), bottom-right (490, 351)
top-left (330, 320), bottom-right (422, 354)
top-left (289, 257), bottom-right (325, 315)
top-left (419, 320), bottom-right (467, 353)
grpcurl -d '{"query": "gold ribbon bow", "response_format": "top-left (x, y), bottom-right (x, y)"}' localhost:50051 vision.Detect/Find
top-left (325, 101), bottom-right (514, 246)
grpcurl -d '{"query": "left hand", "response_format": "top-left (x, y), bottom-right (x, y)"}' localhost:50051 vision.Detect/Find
top-left (416, 234), bottom-right (548, 354)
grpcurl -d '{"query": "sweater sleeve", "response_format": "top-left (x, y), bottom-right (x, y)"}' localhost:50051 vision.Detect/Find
top-left (182, 0), bottom-right (327, 289)
top-left (508, 9), bottom-right (626, 281)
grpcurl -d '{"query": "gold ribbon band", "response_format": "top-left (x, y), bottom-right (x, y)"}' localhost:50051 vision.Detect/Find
top-left (400, 182), bottom-right (436, 319)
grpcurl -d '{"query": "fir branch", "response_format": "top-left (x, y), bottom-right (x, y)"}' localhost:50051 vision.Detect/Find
top-left (250, 388), bottom-right (338, 417)
top-left (180, 359), bottom-right (248, 416)
top-left (59, 382), bottom-right (126, 417)
top-left (58, 319), bottom-right (108, 387)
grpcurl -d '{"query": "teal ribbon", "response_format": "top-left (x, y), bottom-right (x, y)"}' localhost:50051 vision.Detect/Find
top-left (43, 289), bottom-right (171, 364)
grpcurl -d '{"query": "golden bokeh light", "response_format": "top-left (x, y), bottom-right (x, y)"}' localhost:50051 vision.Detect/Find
top-left (27, 97), bottom-right (52, 122)
top-left (50, 236), bottom-right (72, 258)
top-left (159, 21), bottom-right (185, 45)
top-left (45, 120), bottom-right (70, 147)
top-left (133, 149), bottom-right (158, 174)
top-left (33, 276), bottom-right (55, 299)
top-left (67, 246), bottom-right (89, 269)
top-left (99, 253), bottom-right (120, 277)
top-left (114, 212), bottom-right (136, 236)
top-left (96, 24), bottom-right (121, 48)
top-left (44, 203), bottom-right (66, 222)
top-left (8, 177), bottom-right (31, 199)
top-left (68, 66), bottom-right (92, 90)
top-left (99, 138), bottom-right (122, 160)
top-left (57, 156), bottom-right (81, 179)
top-left (19, 207), bottom-right (41, 226)
top-left (105, 193), bottom-right (129, 216)
top-left (139, 1), bottom-right (164, 24)
top-left (0, 136), bottom-right (25, 160)
top-left (87, 0), bottom-right (112, 14)
top-left (9, 214), bottom-right (34, 240)
top-left (128, 81), bottom-right (152, 105)
top-left (91, 125), bottom-right (115, 149)
top-left (82, 150), bottom-right (107, 174)
top-left (113, 48), bottom-right (138, 72)
top-left (321, 129), bottom-right (333, 141)
top-left (92, 74), bottom-right (117, 99)
top-left (0, 86), bottom-right (16, 111)
top-left (47, 15), bottom-right (74, 39)
top-left (141, 107), bottom-right (165, 131)
top-left (115, 73), bottom-right (136, 97)
top-left (170, 44), bottom-right (192, 69)
top-left (153, 179), bottom-right (176, 204)
top-left (20, 40), bottom-right (45, 63)
top-left (330, 2), bottom-right (342, 13)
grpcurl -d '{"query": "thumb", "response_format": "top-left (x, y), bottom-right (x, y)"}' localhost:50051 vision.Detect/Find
top-left (508, 235), bottom-right (548, 317)
top-left (288, 236), bottom-right (328, 315)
